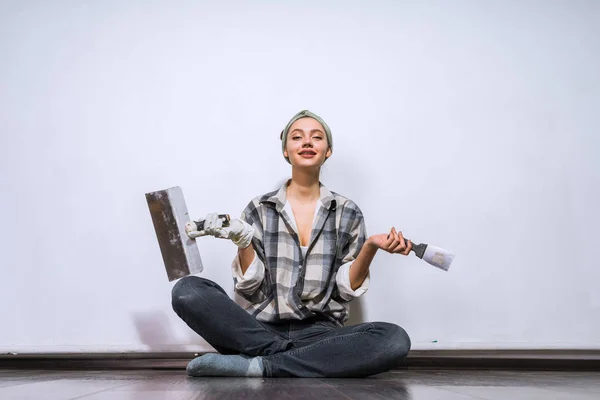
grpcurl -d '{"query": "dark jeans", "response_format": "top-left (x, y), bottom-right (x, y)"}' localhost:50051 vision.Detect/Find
top-left (171, 276), bottom-right (411, 378)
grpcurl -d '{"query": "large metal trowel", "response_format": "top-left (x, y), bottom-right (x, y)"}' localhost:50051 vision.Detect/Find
top-left (146, 186), bottom-right (230, 281)
top-left (145, 186), bottom-right (202, 281)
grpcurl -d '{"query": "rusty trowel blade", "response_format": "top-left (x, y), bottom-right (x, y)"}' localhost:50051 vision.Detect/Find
top-left (146, 186), bottom-right (203, 281)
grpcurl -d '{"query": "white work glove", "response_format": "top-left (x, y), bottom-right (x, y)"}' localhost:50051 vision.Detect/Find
top-left (184, 213), bottom-right (222, 238)
top-left (185, 213), bottom-right (255, 249)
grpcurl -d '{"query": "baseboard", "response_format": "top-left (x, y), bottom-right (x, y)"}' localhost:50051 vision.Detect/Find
top-left (1, 350), bottom-right (599, 371)
top-left (402, 349), bottom-right (600, 371)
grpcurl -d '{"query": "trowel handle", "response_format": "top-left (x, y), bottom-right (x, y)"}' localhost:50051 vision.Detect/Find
top-left (195, 214), bottom-right (231, 231)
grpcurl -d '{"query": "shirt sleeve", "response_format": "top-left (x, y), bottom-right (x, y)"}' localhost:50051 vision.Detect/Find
top-left (231, 249), bottom-right (266, 295)
top-left (334, 203), bottom-right (370, 301)
top-left (231, 199), bottom-right (268, 299)
top-left (335, 260), bottom-right (370, 301)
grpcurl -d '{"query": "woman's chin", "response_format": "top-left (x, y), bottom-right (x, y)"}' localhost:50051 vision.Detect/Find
top-left (291, 159), bottom-right (323, 169)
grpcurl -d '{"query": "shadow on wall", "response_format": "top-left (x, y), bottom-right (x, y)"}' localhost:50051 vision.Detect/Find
top-left (273, 176), bottom-right (289, 190)
top-left (326, 153), bottom-right (371, 199)
top-left (131, 310), bottom-right (211, 352)
top-left (345, 297), bottom-right (367, 326)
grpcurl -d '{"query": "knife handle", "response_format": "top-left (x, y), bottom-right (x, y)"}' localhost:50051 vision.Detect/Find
top-left (385, 234), bottom-right (428, 259)
top-left (195, 214), bottom-right (231, 231)
top-left (387, 233), bottom-right (411, 243)
top-left (386, 233), bottom-right (413, 245)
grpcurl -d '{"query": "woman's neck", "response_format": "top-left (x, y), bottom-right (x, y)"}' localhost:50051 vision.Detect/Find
top-left (287, 168), bottom-right (321, 203)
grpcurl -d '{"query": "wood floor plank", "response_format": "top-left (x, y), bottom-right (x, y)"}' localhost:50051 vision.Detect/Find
top-left (387, 369), bottom-right (600, 388)
top-left (0, 371), bottom-right (63, 389)
top-left (0, 379), bottom-right (134, 400)
top-left (111, 375), bottom-right (346, 399)
top-left (78, 391), bottom-right (221, 400)
top-left (1, 369), bottom-right (598, 400)
top-left (440, 386), bottom-right (599, 400)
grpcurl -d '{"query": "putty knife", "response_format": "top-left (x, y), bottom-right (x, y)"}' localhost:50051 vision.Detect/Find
top-left (389, 235), bottom-right (454, 271)
top-left (410, 241), bottom-right (454, 271)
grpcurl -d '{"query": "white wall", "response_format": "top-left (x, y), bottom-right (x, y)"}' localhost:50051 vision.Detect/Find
top-left (1, 0), bottom-right (598, 353)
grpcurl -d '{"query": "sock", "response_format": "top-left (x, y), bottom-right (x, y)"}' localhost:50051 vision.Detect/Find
top-left (186, 353), bottom-right (263, 377)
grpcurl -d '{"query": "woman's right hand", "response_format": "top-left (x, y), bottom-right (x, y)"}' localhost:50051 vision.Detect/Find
top-left (214, 219), bottom-right (254, 249)
top-left (185, 213), bottom-right (254, 249)
top-left (184, 213), bottom-right (224, 239)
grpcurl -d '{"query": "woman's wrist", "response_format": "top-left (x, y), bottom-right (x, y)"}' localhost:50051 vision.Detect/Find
top-left (238, 243), bottom-right (255, 274)
top-left (364, 237), bottom-right (380, 253)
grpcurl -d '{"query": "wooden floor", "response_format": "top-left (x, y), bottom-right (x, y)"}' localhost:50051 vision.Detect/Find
top-left (1, 369), bottom-right (599, 399)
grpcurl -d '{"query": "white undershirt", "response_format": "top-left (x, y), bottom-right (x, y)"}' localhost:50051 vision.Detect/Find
top-left (282, 200), bottom-right (321, 255)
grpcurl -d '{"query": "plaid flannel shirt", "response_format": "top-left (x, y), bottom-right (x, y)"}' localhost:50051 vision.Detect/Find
top-left (231, 179), bottom-right (369, 326)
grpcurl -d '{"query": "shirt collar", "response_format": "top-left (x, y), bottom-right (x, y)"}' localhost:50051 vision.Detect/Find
top-left (261, 178), bottom-right (336, 212)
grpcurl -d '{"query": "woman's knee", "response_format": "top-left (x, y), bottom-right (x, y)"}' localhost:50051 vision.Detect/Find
top-left (372, 322), bottom-right (411, 362)
top-left (171, 276), bottom-right (214, 312)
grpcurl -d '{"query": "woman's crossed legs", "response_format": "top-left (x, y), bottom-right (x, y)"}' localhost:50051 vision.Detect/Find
top-left (171, 276), bottom-right (410, 378)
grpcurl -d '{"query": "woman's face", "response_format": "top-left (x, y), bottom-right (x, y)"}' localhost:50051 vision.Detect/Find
top-left (284, 117), bottom-right (332, 168)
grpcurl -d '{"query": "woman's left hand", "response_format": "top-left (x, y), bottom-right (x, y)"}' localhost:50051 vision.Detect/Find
top-left (368, 227), bottom-right (412, 255)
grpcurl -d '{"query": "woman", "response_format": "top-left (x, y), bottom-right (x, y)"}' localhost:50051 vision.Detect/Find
top-left (172, 110), bottom-right (413, 378)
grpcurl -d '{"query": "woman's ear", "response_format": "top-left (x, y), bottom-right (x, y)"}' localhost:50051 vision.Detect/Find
top-left (322, 147), bottom-right (332, 165)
